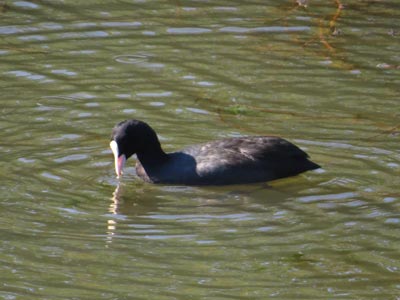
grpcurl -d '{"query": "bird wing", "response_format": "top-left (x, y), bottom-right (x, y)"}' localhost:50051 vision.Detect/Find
top-left (183, 136), bottom-right (308, 175)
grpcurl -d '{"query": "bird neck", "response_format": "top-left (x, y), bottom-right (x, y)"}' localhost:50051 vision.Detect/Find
top-left (136, 145), bottom-right (169, 167)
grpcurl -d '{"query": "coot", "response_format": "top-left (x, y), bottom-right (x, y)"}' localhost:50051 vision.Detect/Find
top-left (110, 119), bottom-right (320, 185)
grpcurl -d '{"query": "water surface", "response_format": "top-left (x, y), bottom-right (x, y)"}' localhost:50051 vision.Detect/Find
top-left (1, 1), bottom-right (399, 299)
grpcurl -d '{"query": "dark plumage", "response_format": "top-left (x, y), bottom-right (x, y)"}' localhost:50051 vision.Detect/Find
top-left (110, 119), bottom-right (320, 185)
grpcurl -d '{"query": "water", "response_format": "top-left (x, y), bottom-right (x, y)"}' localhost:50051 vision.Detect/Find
top-left (1, 1), bottom-right (399, 299)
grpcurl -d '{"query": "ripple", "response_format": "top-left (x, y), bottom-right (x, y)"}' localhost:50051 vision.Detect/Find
top-left (54, 154), bottom-right (88, 163)
top-left (196, 240), bottom-right (216, 244)
top-left (18, 35), bottom-right (47, 41)
top-left (114, 54), bottom-right (148, 64)
top-left (5, 70), bottom-right (51, 82)
top-left (298, 192), bottom-right (358, 203)
top-left (256, 226), bottom-right (276, 232)
top-left (78, 112), bottom-right (92, 117)
top-left (48, 134), bottom-right (81, 141)
top-left (196, 81), bottom-right (215, 86)
top-left (85, 102), bottom-right (100, 107)
top-left (383, 197), bottom-right (397, 203)
top-left (144, 234), bottom-right (197, 240)
top-left (69, 50), bottom-right (97, 55)
top-left (299, 140), bottom-right (395, 156)
top-left (219, 26), bottom-right (310, 33)
top-left (114, 54), bottom-right (165, 69)
top-left (18, 157), bottom-right (36, 164)
top-left (40, 93), bottom-right (96, 102)
top-left (101, 21), bottom-right (142, 28)
top-left (0, 25), bottom-right (37, 35)
top-left (142, 30), bottom-right (156, 36)
top-left (136, 92), bottom-right (172, 98)
top-left (57, 207), bottom-right (88, 216)
top-left (116, 94), bottom-right (132, 99)
top-left (167, 27), bottom-right (212, 34)
top-left (385, 218), bottom-right (399, 224)
top-left (59, 31), bottom-right (109, 38)
top-left (182, 75), bottom-right (196, 80)
top-left (150, 102), bottom-right (166, 107)
top-left (182, 7), bottom-right (196, 12)
top-left (214, 6), bottom-right (238, 11)
top-left (41, 172), bottom-right (62, 181)
top-left (13, 1), bottom-right (39, 9)
top-left (122, 108), bottom-right (136, 114)
top-left (344, 200), bottom-right (367, 207)
top-left (50, 69), bottom-right (77, 76)
top-left (145, 213), bottom-right (254, 222)
top-left (40, 22), bottom-right (64, 30)
top-left (186, 107), bottom-right (210, 115)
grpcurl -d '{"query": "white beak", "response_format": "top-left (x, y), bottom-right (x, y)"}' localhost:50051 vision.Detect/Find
top-left (110, 140), bottom-right (126, 178)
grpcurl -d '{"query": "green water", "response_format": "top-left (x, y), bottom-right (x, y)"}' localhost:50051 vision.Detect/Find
top-left (1, 1), bottom-right (399, 299)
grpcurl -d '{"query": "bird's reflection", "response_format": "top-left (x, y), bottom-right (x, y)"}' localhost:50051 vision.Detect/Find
top-left (106, 184), bottom-right (121, 244)
top-left (109, 183), bottom-right (121, 215)
top-left (106, 182), bottom-right (163, 244)
top-left (105, 180), bottom-right (291, 245)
